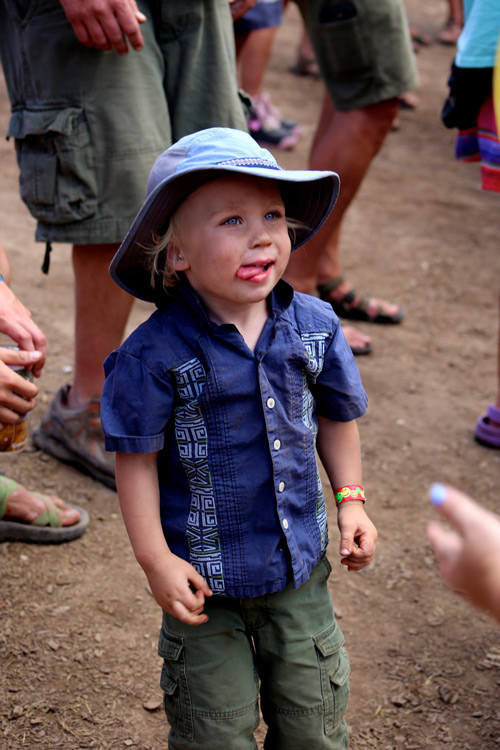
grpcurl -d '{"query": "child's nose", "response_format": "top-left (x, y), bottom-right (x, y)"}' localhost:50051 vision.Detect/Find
top-left (249, 220), bottom-right (273, 246)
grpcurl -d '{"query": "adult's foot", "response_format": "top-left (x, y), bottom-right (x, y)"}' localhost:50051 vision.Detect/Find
top-left (3, 482), bottom-right (80, 526)
top-left (343, 325), bottom-right (373, 356)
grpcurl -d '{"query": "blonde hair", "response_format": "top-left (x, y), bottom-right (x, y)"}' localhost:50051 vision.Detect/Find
top-left (147, 210), bottom-right (185, 290)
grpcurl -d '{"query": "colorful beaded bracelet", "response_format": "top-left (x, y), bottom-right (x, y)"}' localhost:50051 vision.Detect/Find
top-left (335, 485), bottom-right (365, 504)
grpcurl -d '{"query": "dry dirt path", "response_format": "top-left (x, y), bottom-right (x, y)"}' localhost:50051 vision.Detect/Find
top-left (2, 2), bottom-right (500, 748)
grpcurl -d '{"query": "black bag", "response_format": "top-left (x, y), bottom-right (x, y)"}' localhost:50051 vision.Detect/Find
top-left (441, 60), bottom-right (493, 129)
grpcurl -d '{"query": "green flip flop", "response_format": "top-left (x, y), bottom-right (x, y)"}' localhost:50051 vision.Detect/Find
top-left (0, 475), bottom-right (89, 543)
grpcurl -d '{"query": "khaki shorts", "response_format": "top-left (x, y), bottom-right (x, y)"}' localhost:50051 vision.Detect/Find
top-left (295, 0), bottom-right (418, 110)
top-left (0, 0), bottom-right (247, 245)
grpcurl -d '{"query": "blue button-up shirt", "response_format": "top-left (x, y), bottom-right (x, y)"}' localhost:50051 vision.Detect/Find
top-left (102, 280), bottom-right (367, 598)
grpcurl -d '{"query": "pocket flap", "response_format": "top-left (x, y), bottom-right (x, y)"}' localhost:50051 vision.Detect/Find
top-left (158, 631), bottom-right (184, 661)
top-left (7, 107), bottom-right (85, 139)
top-left (329, 651), bottom-right (350, 687)
top-left (160, 671), bottom-right (178, 696)
top-left (314, 621), bottom-right (344, 657)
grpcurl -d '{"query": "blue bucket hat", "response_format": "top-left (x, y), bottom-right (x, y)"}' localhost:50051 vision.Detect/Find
top-left (110, 127), bottom-right (340, 301)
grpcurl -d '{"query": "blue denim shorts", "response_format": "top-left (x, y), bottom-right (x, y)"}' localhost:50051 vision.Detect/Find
top-left (158, 555), bottom-right (350, 749)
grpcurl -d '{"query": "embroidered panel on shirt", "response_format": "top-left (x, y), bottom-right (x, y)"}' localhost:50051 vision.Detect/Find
top-left (301, 332), bottom-right (327, 381)
top-left (172, 358), bottom-right (225, 594)
top-left (300, 332), bottom-right (327, 431)
top-left (315, 470), bottom-right (327, 550)
top-left (301, 333), bottom-right (328, 546)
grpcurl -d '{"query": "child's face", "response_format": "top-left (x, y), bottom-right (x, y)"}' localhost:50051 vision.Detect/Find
top-left (170, 174), bottom-right (291, 323)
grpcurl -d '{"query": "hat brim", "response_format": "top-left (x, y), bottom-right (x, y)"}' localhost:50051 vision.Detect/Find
top-left (110, 165), bottom-right (340, 302)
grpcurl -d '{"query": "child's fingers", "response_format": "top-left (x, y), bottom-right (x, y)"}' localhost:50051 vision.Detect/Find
top-left (340, 541), bottom-right (375, 570)
top-left (189, 570), bottom-right (213, 598)
top-left (171, 599), bottom-right (209, 626)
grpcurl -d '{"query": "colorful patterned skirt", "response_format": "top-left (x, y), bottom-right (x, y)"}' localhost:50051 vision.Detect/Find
top-left (455, 95), bottom-right (500, 193)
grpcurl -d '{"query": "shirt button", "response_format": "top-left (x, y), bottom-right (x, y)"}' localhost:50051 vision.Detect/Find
top-left (267, 397), bottom-right (275, 409)
top-left (278, 481), bottom-right (285, 492)
top-left (282, 519), bottom-right (289, 530)
top-left (273, 439), bottom-right (281, 450)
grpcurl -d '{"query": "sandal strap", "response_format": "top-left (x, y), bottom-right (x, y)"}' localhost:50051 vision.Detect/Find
top-left (31, 495), bottom-right (63, 528)
top-left (0, 475), bottom-right (21, 521)
top-left (317, 276), bottom-right (345, 298)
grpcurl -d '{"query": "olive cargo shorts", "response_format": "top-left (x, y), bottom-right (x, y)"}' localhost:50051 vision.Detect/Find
top-left (0, 0), bottom-right (247, 245)
top-left (295, 0), bottom-right (418, 110)
top-left (158, 555), bottom-right (350, 749)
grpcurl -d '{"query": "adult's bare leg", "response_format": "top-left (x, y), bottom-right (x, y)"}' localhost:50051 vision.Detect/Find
top-left (236, 26), bottom-right (278, 98)
top-left (286, 92), bottom-right (399, 291)
top-left (68, 243), bottom-right (134, 409)
top-left (284, 92), bottom-right (399, 349)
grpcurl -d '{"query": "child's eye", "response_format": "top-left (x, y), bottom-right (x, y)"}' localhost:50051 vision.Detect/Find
top-left (264, 210), bottom-right (281, 220)
top-left (224, 216), bottom-right (240, 226)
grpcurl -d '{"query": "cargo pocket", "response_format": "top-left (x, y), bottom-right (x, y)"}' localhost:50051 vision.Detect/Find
top-left (7, 107), bottom-right (98, 224)
top-left (313, 2), bottom-right (370, 79)
top-left (314, 620), bottom-right (350, 735)
top-left (158, 627), bottom-right (193, 740)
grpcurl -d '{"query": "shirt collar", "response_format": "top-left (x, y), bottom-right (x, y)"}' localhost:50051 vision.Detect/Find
top-left (170, 277), bottom-right (295, 330)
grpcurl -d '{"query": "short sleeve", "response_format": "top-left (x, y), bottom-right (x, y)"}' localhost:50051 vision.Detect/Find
top-left (311, 321), bottom-right (368, 422)
top-left (101, 349), bottom-right (175, 453)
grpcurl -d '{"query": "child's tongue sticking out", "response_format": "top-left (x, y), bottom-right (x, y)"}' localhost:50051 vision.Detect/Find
top-left (236, 262), bottom-right (271, 281)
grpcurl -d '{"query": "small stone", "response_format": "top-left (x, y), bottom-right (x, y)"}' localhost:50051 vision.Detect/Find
top-left (143, 697), bottom-right (163, 712)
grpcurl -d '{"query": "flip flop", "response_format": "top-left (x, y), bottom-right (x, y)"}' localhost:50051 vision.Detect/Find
top-left (0, 476), bottom-right (89, 543)
top-left (474, 404), bottom-right (500, 449)
top-left (318, 277), bottom-right (404, 325)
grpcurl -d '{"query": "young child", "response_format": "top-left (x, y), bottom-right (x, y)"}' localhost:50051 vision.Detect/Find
top-left (101, 127), bottom-right (377, 749)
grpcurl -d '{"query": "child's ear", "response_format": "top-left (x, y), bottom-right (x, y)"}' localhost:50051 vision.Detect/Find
top-left (167, 244), bottom-right (190, 271)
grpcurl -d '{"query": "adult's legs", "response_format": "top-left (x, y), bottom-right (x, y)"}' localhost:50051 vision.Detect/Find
top-left (438, 0), bottom-right (464, 45)
top-left (284, 92), bottom-right (400, 349)
top-left (68, 243), bottom-right (134, 409)
top-left (235, 26), bottom-right (278, 97)
top-left (33, 243), bottom-right (131, 488)
top-left (234, 4), bottom-right (299, 149)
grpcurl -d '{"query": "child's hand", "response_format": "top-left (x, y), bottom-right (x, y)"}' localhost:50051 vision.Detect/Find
top-left (337, 502), bottom-right (377, 572)
top-left (145, 553), bottom-right (213, 626)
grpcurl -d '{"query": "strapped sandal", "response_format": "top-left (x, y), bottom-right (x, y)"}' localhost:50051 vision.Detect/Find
top-left (474, 404), bottom-right (500, 449)
top-left (0, 475), bottom-right (89, 543)
top-left (317, 276), bottom-right (404, 325)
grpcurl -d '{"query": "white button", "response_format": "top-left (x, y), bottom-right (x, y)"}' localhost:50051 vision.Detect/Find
top-left (273, 439), bottom-right (281, 450)
top-left (282, 519), bottom-right (289, 530)
top-left (278, 481), bottom-right (285, 492)
top-left (267, 397), bottom-right (275, 408)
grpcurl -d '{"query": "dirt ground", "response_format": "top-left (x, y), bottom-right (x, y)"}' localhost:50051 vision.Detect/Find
top-left (2, 2), bottom-right (500, 748)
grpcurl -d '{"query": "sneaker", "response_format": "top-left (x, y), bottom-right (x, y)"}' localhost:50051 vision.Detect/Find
top-left (32, 385), bottom-right (116, 490)
top-left (248, 93), bottom-right (300, 150)
top-left (255, 92), bottom-right (301, 134)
